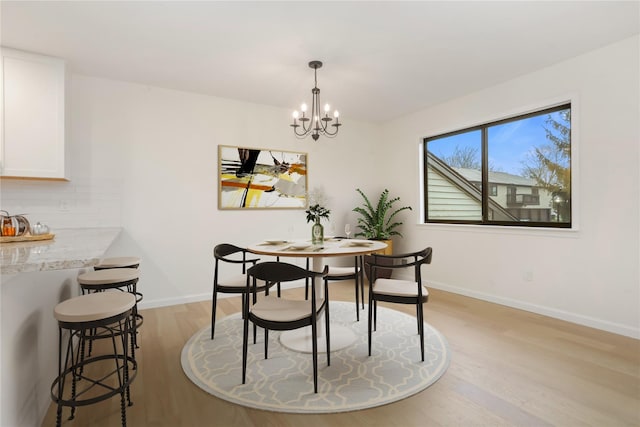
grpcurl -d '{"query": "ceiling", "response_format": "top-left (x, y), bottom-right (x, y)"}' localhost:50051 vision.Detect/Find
top-left (1, 1), bottom-right (638, 123)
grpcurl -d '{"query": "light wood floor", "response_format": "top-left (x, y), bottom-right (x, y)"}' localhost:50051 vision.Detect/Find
top-left (42, 282), bottom-right (640, 426)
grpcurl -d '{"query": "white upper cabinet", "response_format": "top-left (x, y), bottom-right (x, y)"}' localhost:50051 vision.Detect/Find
top-left (1, 47), bottom-right (67, 179)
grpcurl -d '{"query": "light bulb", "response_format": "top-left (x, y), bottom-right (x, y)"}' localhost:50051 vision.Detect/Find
top-left (292, 111), bottom-right (299, 119)
top-left (334, 110), bottom-right (340, 118)
top-left (324, 104), bottom-right (330, 113)
top-left (314, 115), bottom-right (319, 123)
top-left (301, 103), bottom-right (308, 113)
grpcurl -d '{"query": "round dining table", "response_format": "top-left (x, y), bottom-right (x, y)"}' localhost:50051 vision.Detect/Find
top-left (247, 238), bottom-right (388, 353)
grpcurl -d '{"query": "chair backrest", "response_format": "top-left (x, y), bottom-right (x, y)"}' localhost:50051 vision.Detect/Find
top-left (214, 243), bottom-right (244, 259)
top-left (247, 262), bottom-right (327, 308)
top-left (213, 243), bottom-right (259, 274)
top-left (247, 261), bottom-right (327, 286)
top-left (368, 247), bottom-right (433, 281)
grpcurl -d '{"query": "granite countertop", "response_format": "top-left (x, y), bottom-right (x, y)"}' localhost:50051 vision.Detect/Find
top-left (0, 227), bottom-right (121, 274)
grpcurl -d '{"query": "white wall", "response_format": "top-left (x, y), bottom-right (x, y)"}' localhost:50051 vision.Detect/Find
top-left (2, 74), bottom-right (383, 307)
top-left (382, 36), bottom-right (640, 338)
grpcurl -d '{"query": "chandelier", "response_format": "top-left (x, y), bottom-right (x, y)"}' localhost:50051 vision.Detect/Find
top-left (290, 60), bottom-right (342, 141)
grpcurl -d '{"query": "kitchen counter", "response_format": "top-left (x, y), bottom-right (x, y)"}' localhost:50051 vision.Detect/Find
top-left (0, 227), bottom-right (121, 274)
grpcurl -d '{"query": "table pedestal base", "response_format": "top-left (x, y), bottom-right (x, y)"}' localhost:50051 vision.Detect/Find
top-left (279, 324), bottom-right (356, 353)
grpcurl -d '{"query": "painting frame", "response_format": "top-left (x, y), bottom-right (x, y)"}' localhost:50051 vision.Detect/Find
top-left (218, 145), bottom-right (308, 210)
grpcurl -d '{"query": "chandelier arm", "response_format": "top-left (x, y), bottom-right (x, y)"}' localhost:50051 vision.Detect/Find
top-left (322, 124), bottom-right (339, 136)
top-left (292, 125), bottom-right (310, 137)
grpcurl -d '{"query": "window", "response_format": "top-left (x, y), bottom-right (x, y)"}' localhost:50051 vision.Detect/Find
top-left (423, 103), bottom-right (571, 228)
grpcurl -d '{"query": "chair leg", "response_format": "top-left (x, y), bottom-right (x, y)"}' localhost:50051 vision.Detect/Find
top-left (354, 259), bottom-right (360, 321)
top-left (324, 286), bottom-right (331, 367)
top-left (311, 317), bottom-right (318, 393)
top-left (418, 303), bottom-right (425, 362)
top-left (264, 329), bottom-right (269, 359)
top-left (242, 298), bottom-right (249, 384)
top-left (367, 293), bottom-right (374, 356)
top-left (211, 289), bottom-right (217, 340)
top-left (275, 256), bottom-right (282, 297)
top-left (253, 323), bottom-right (257, 345)
top-left (304, 258), bottom-right (310, 300)
top-left (373, 300), bottom-right (378, 331)
top-left (251, 292), bottom-right (258, 344)
top-left (359, 258), bottom-right (365, 309)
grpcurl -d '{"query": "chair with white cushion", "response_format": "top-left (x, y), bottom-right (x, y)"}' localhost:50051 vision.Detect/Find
top-left (323, 254), bottom-right (364, 321)
top-left (367, 247), bottom-right (433, 361)
top-left (242, 262), bottom-right (329, 393)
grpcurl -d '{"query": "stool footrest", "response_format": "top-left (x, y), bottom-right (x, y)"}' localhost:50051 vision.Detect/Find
top-left (51, 354), bottom-right (137, 408)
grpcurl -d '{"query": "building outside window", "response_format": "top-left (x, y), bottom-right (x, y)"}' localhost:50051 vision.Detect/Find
top-left (423, 103), bottom-right (571, 228)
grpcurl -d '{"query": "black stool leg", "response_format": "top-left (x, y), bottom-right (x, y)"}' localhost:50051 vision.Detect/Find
top-left (55, 327), bottom-right (64, 427)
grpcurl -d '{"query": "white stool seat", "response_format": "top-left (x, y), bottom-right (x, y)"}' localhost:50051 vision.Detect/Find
top-left (95, 256), bottom-right (140, 269)
top-left (78, 268), bottom-right (139, 286)
top-left (54, 292), bottom-right (136, 323)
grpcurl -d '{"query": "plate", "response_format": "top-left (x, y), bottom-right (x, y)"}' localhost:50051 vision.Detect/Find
top-left (289, 242), bottom-right (311, 250)
top-left (264, 239), bottom-right (287, 245)
top-left (347, 239), bottom-right (373, 246)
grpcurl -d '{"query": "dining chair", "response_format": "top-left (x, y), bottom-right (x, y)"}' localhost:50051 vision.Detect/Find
top-left (242, 261), bottom-right (330, 393)
top-left (367, 247), bottom-right (433, 361)
top-left (211, 243), bottom-right (263, 340)
top-left (300, 237), bottom-right (364, 321)
top-left (323, 254), bottom-right (365, 321)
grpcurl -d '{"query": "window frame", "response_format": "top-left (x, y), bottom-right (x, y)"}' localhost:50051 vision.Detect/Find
top-left (423, 103), bottom-right (572, 229)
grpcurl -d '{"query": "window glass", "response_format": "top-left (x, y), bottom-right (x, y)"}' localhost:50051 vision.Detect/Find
top-left (424, 104), bottom-right (571, 227)
top-left (426, 130), bottom-right (482, 221)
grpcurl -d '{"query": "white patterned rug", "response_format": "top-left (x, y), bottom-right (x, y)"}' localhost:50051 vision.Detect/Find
top-left (181, 301), bottom-right (450, 413)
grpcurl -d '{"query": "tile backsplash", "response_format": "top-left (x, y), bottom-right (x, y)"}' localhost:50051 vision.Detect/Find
top-left (0, 175), bottom-right (122, 229)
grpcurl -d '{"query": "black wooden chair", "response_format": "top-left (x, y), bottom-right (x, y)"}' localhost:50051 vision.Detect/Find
top-left (367, 247), bottom-right (433, 361)
top-left (323, 254), bottom-right (365, 321)
top-left (242, 261), bottom-right (329, 393)
top-left (211, 243), bottom-right (264, 340)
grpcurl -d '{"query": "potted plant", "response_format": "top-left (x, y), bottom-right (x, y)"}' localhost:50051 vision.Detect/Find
top-left (305, 204), bottom-right (330, 244)
top-left (353, 188), bottom-right (412, 279)
top-left (353, 188), bottom-right (411, 241)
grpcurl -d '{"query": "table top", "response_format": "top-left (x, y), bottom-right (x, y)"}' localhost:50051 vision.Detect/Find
top-left (247, 238), bottom-right (387, 258)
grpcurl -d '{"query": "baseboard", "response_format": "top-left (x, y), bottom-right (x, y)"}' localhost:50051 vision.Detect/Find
top-left (427, 280), bottom-right (640, 339)
top-left (138, 281), bottom-right (305, 310)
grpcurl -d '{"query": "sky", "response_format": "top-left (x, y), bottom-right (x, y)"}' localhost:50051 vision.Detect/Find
top-left (427, 110), bottom-right (567, 175)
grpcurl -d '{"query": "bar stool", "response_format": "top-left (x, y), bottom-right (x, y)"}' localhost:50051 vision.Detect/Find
top-left (51, 292), bottom-right (137, 426)
top-left (94, 256), bottom-right (141, 270)
top-left (93, 256), bottom-right (143, 334)
top-left (78, 269), bottom-right (141, 355)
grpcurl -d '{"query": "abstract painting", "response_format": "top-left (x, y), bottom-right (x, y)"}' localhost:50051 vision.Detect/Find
top-left (218, 145), bottom-right (308, 209)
